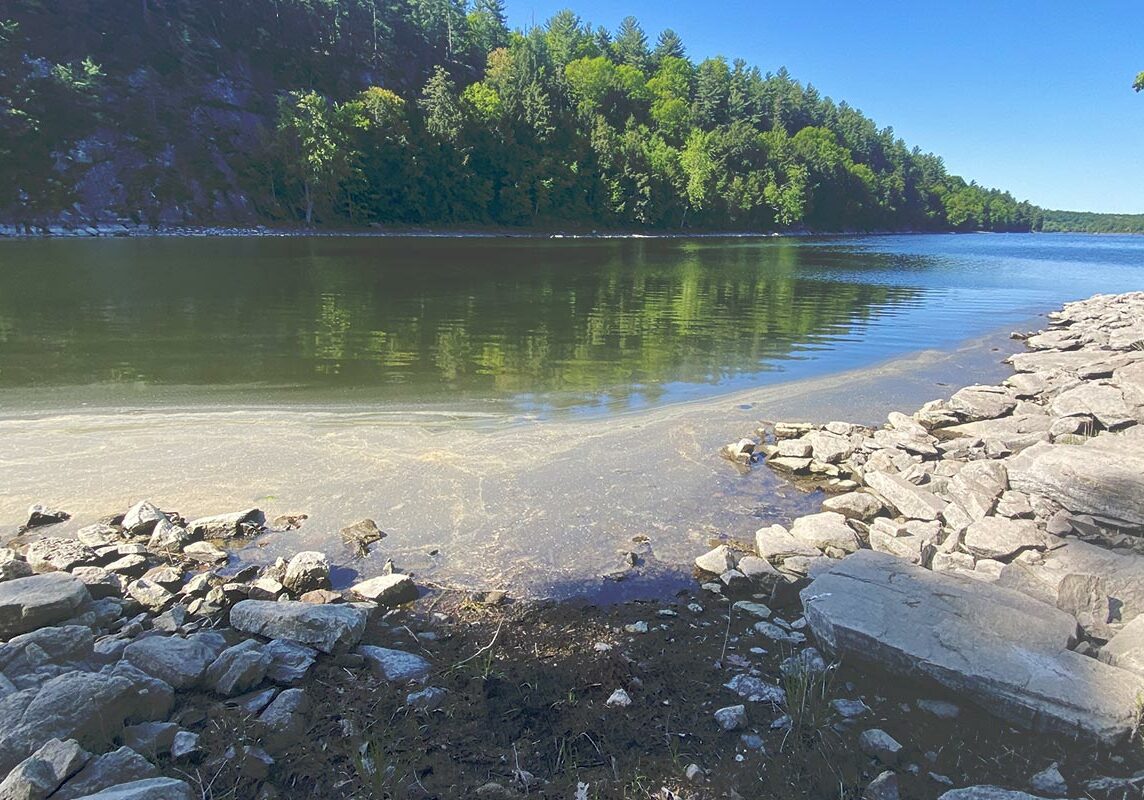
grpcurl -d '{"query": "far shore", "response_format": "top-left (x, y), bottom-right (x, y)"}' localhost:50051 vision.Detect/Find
top-left (0, 220), bottom-right (1089, 239)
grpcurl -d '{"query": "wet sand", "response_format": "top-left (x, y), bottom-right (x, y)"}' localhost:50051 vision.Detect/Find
top-left (0, 325), bottom-right (1028, 598)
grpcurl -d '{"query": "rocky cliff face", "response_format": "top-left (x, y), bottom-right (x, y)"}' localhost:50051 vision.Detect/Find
top-left (30, 67), bottom-right (267, 231)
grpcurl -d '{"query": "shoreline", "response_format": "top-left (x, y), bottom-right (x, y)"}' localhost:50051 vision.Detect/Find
top-left (0, 222), bottom-right (1080, 240)
top-left (0, 321), bottom-right (1027, 601)
top-left (2, 294), bottom-right (1144, 798)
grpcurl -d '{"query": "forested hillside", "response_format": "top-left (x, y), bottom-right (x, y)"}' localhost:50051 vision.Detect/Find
top-left (1042, 210), bottom-right (1144, 234)
top-left (0, 1), bottom-right (1044, 232)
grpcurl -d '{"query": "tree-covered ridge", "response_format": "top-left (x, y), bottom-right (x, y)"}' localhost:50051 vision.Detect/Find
top-left (1, 1), bottom-right (1043, 232)
top-left (1041, 210), bottom-right (1144, 234)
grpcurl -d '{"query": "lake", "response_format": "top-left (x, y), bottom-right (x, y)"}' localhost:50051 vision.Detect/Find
top-left (1, 233), bottom-right (1142, 598)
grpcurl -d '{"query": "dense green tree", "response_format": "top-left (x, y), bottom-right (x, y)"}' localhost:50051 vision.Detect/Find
top-left (0, 3), bottom-right (1043, 233)
top-left (419, 66), bottom-right (464, 142)
top-left (612, 16), bottom-right (650, 71)
top-left (653, 29), bottom-right (686, 63)
top-left (1135, 71), bottom-right (1144, 92)
top-left (467, 0), bottom-right (510, 55)
top-left (273, 91), bottom-right (360, 224)
top-left (544, 9), bottom-right (595, 68)
top-left (693, 57), bottom-right (731, 129)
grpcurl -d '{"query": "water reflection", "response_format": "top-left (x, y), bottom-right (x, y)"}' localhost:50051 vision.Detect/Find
top-left (0, 237), bottom-right (916, 407)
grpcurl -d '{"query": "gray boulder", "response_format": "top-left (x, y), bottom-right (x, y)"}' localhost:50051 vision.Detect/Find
top-left (963, 517), bottom-right (1047, 560)
top-left (0, 573), bottom-right (91, 639)
top-left (124, 580), bottom-right (173, 612)
top-left (263, 639), bottom-right (317, 685)
top-left (1100, 615), bottom-right (1144, 676)
top-left (801, 551), bottom-right (1144, 744)
top-left (948, 385), bottom-right (1018, 422)
top-left (0, 549), bottom-right (34, 584)
top-left (937, 415), bottom-right (1052, 453)
top-left (0, 738), bottom-right (89, 800)
top-left (858, 728), bottom-right (902, 766)
top-left (1050, 382), bottom-right (1141, 430)
top-left (123, 635), bottom-right (221, 690)
top-left (121, 501), bottom-right (165, 537)
top-left (24, 539), bottom-right (96, 574)
top-left (349, 574), bottom-right (418, 607)
top-left (24, 505), bottom-right (71, 530)
top-left (865, 471), bottom-right (946, 521)
top-left (281, 551), bottom-right (331, 595)
top-left (181, 541), bottom-right (228, 565)
top-left (120, 722), bottom-right (178, 758)
top-left (1009, 438), bottom-right (1144, 527)
top-left (1028, 763), bottom-right (1069, 798)
top-left (68, 568), bottom-right (125, 600)
top-left (229, 600), bottom-right (369, 654)
top-left (146, 519), bottom-right (191, 554)
top-left (204, 640), bottom-right (270, 696)
top-left (186, 509), bottom-right (264, 539)
top-left (66, 778), bottom-right (193, 800)
top-left (868, 519), bottom-right (938, 566)
top-left (50, 747), bottom-right (157, 800)
top-left (258, 687), bottom-right (310, 752)
top-left (713, 704), bottom-right (747, 731)
top-left (789, 512), bottom-right (860, 554)
top-left (0, 625), bottom-right (94, 687)
top-left (938, 789), bottom-right (1069, 800)
top-left (805, 430), bottom-right (854, 463)
top-left (822, 492), bottom-right (884, 521)
top-left (694, 545), bottom-right (736, 575)
top-left (357, 646), bottom-right (431, 683)
top-left (996, 539), bottom-right (1144, 635)
top-left (101, 661), bottom-right (174, 724)
top-left (0, 671), bottom-right (149, 775)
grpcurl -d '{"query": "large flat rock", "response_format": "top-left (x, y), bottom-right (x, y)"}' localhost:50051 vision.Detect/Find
top-left (1008, 438), bottom-right (1144, 527)
top-left (229, 600), bottom-right (370, 654)
top-left (0, 573), bottom-right (91, 640)
top-left (801, 550), bottom-right (1144, 744)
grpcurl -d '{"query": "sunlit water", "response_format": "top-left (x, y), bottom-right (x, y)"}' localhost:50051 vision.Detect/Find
top-left (0, 233), bottom-right (1141, 598)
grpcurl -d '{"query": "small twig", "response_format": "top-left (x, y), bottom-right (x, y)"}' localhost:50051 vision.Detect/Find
top-left (720, 599), bottom-right (733, 663)
top-left (451, 618), bottom-right (503, 669)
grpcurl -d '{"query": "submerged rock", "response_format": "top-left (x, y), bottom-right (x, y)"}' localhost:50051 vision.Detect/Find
top-left (186, 508), bottom-right (264, 539)
top-left (25, 504), bottom-right (71, 529)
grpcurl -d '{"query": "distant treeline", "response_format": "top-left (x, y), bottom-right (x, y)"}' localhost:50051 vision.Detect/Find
top-left (1042, 210), bottom-right (1144, 234)
top-left (3, 1), bottom-right (1043, 232)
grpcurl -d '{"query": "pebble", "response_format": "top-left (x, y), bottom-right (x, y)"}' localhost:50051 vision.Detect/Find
top-left (714, 704), bottom-right (748, 731)
top-left (916, 698), bottom-right (960, 719)
top-left (605, 688), bottom-right (632, 708)
top-left (624, 621), bottom-right (649, 634)
top-left (859, 729), bottom-right (903, 766)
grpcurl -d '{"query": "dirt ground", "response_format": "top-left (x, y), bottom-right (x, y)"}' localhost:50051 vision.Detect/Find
top-left (157, 583), bottom-right (1144, 800)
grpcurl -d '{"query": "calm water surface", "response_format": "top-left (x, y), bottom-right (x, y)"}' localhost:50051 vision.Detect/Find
top-left (2, 233), bottom-right (1141, 415)
top-left (2, 233), bottom-right (1143, 598)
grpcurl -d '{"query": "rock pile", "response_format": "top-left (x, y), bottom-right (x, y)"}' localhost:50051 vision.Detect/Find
top-left (0, 499), bottom-right (429, 798)
top-left (710, 292), bottom-right (1144, 795)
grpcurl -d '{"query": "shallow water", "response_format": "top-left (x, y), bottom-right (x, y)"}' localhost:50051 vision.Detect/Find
top-left (1, 233), bottom-right (1142, 598)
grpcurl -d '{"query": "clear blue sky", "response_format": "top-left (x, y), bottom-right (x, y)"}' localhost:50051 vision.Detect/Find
top-left (505, 1), bottom-right (1144, 214)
